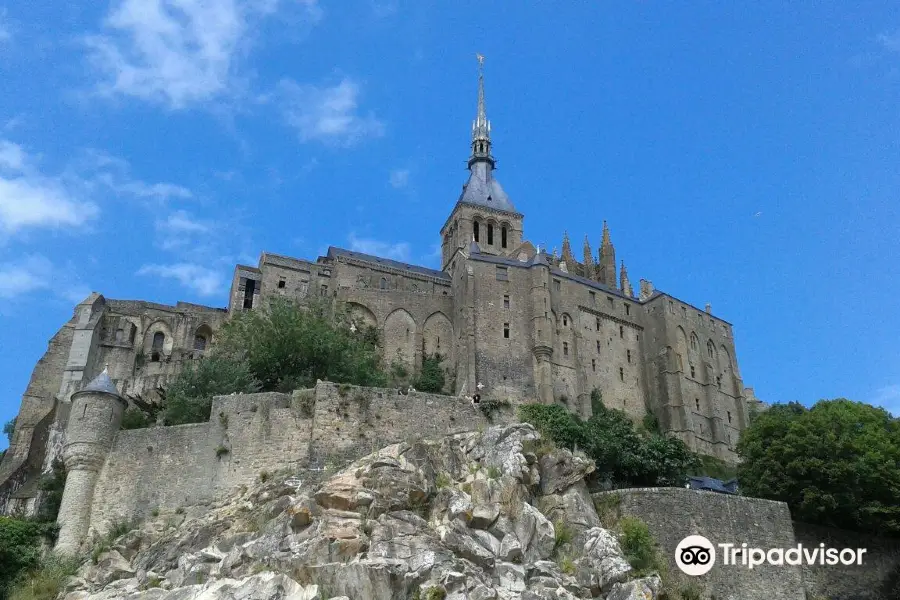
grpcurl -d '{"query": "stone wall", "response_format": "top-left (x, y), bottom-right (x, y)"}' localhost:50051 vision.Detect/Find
top-left (86, 383), bottom-right (492, 534)
top-left (595, 487), bottom-right (806, 600)
top-left (795, 521), bottom-right (900, 600)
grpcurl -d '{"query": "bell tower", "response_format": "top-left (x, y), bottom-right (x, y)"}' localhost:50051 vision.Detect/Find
top-left (440, 54), bottom-right (524, 270)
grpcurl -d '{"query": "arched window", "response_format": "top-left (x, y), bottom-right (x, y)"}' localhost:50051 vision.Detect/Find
top-left (380, 277), bottom-right (387, 290)
top-left (562, 315), bottom-right (568, 327)
top-left (690, 334), bottom-right (699, 351)
top-left (151, 331), bottom-right (164, 362)
top-left (707, 340), bottom-right (715, 358)
top-left (563, 342), bottom-right (569, 356)
top-left (501, 226), bottom-right (508, 248)
top-left (194, 334), bottom-right (207, 351)
top-left (487, 224), bottom-right (494, 245)
top-left (474, 221), bottom-right (480, 243)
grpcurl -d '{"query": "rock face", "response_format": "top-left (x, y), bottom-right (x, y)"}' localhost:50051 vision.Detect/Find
top-left (65, 424), bottom-right (662, 600)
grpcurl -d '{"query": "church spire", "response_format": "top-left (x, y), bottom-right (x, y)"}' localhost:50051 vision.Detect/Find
top-left (561, 231), bottom-right (574, 265)
top-left (582, 236), bottom-right (595, 280)
top-left (469, 53), bottom-right (495, 169)
top-left (598, 220), bottom-right (617, 287)
top-left (620, 261), bottom-right (633, 297)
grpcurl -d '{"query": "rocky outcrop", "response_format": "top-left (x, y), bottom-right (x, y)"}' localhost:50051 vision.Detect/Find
top-left (64, 424), bottom-right (663, 600)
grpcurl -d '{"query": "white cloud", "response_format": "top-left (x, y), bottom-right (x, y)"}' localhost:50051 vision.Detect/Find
top-left (85, 0), bottom-right (321, 109)
top-left (0, 9), bottom-right (12, 45)
top-left (389, 168), bottom-right (410, 189)
top-left (0, 255), bottom-right (90, 304)
top-left (871, 383), bottom-right (900, 417)
top-left (276, 78), bottom-right (384, 146)
top-left (348, 233), bottom-right (411, 262)
top-left (0, 140), bottom-right (99, 236)
top-left (154, 209), bottom-right (213, 250)
top-left (877, 30), bottom-right (900, 53)
top-left (137, 263), bottom-right (226, 296)
top-left (73, 149), bottom-right (193, 204)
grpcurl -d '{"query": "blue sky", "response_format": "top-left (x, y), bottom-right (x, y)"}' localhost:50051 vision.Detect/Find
top-left (1, 1), bottom-right (899, 449)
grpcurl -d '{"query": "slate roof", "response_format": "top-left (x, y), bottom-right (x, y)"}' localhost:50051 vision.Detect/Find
top-left (457, 162), bottom-right (518, 214)
top-left (688, 476), bottom-right (739, 495)
top-left (79, 369), bottom-right (120, 397)
top-left (327, 247), bottom-right (450, 280)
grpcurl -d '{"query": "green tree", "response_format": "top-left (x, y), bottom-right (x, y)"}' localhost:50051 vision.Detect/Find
top-left (737, 399), bottom-right (900, 535)
top-left (518, 399), bottom-right (698, 488)
top-left (0, 517), bottom-right (55, 595)
top-left (3, 417), bottom-right (15, 444)
top-left (216, 298), bottom-right (388, 393)
top-left (163, 355), bottom-right (261, 425)
top-left (413, 353), bottom-right (446, 393)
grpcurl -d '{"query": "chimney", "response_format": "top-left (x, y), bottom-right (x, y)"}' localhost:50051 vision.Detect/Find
top-left (639, 279), bottom-right (654, 301)
top-left (705, 303), bottom-right (712, 314)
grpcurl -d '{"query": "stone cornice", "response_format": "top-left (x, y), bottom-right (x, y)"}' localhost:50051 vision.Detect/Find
top-left (577, 305), bottom-right (644, 331)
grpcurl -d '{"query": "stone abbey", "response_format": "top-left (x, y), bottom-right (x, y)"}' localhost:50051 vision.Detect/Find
top-left (0, 61), bottom-right (760, 517)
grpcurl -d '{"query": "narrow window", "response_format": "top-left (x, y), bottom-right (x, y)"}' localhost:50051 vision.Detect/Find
top-left (727, 411), bottom-right (732, 424)
top-left (607, 297), bottom-right (614, 308)
top-left (619, 367), bottom-right (624, 381)
top-left (695, 398), bottom-right (700, 411)
top-left (474, 221), bottom-right (480, 242)
top-left (707, 341), bottom-right (714, 358)
top-left (487, 224), bottom-right (494, 245)
top-left (320, 284), bottom-right (328, 296)
top-left (380, 277), bottom-right (387, 289)
top-left (619, 325), bottom-right (624, 338)
top-left (496, 266), bottom-right (508, 281)
top-left (503, 294), bottom-right (510, 309)
top-left (243, 278), bottom-right (256, 309)
top-left (627, 349), bottom-right (631, 363)
top-left (152, 331), bottom-right (165, 351)
top-left (592, 359), bottom-right (596, 371)
top-left (563, 342), bottom-right (569, 356)
top-left (562, 315), bottom-right (568, 327)
top-left (406, 328), bottom-right (410, 340)
top-left (277, 278), bottom-right (286, 289)
top-left (682, 306), bottom-right (687, 318)
top-left (554, 279), bottom-right (561, 292)
top-left (716, 376), bottom-right (722, 388)
top-left (501, 226), bottom-right (507, 248)
top-left (669, 300), bottom-right (674, 314)
top-left (690, 365), bottom-right (696, 378)
top-left (596, 340), bottom-right (601, 353)
top-left (595, 318), bottom-right (600, 331)
top-left (637, 333), bottom-right (640, 342)
top-left (589, 291), bottom-right (596, 306)
top-left (437, 337), bottom-right (441, 350)
top-left (503, 323), bottom-right (510, 339)
top-left (625, 304), bottom-right (630, 316)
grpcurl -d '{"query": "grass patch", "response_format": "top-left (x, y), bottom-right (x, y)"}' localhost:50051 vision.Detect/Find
top-left (487, 466), bottom-right (501, 480)
top-left (215, 445), bottom-right (229, 458)
top-left (557, 553), bottom-right (576, 575)
top-left (7, 554), bottom-right (81, 600)
top-left (593, 493), bottom-right (622, 527)
top-left (553, 520), bottom-right (574, 551)
top-left (435, 472), bottom-right (451, 489)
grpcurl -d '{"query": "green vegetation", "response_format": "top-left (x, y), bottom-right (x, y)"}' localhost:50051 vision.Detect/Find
top-left (1, 417), bottom-right (15, 462)
top-left (618, 517), bottom-right (659, 576)
top-left (435, 472), bottom-right (451, 489)
top-left (120, 408), bottom-right (152, 430)
top-left (553, 520), bottom-right (574, 550)
top-left (156, 298), bottom-right (391, 425)
top-left (486, 466), bottom-right (501, 480)
top-left (691, 454), bottom-right (737, 482)
top-left (35, 460), bottom-right (66, 523)
top-left (0, 518), bottom-right (58, 596)
top-left (518, 392), bottom-right (699, 488)
top-left (412, 353), bottom-right (445, 393)
top-left (737, 399), bottom-right (900, 536)
top-left (6, 554), bottom-right (80, 600)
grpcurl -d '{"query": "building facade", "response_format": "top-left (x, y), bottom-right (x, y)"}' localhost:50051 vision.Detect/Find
top-left (0, 62), bottom-right (759, 516)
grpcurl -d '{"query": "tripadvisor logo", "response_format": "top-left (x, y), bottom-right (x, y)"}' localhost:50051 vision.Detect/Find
top-left (675, 535), bottom-right (867, 575)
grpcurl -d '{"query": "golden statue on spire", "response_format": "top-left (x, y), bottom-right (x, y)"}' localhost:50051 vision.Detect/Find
top-left (476, 53), bottom-right (485, 66)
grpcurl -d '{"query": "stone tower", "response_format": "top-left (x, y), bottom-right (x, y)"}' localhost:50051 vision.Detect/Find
top-left (55, 369), bottom-right (127, 555)
top-left (440, 55), bottom-right (524, 269)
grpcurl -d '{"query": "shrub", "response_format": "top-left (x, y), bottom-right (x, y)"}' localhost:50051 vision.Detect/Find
top-left (553, 520), bottom-right (573, 550)
top-left (35, 459), bottom-right (66, 523)
top-left (6, 554), bottom-right (80, 600)
top-left (163, 355), bottom-right (260, 426)
top-left (435, 472), bottom-right (451, 489)
top-left (120, 408), bottom-right (152, 430)
top-left (487, 466), bottom-right (501, 480)
top-left (557, 554), bottom-right (576, 575)
top-left (0, 518), bottom-right (57, 594)
top-left (619, 517), bottom-right (660, 576)
top-left (593, 493), bottom-right (621, 527)
top-left (412, 353), bottom-right (445, 394)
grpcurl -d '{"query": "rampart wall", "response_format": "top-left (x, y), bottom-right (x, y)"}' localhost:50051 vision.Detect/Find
top-left (88, 383), bottom-right (494, 534)
top-left (594, 487), bottom-right (806, 600)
